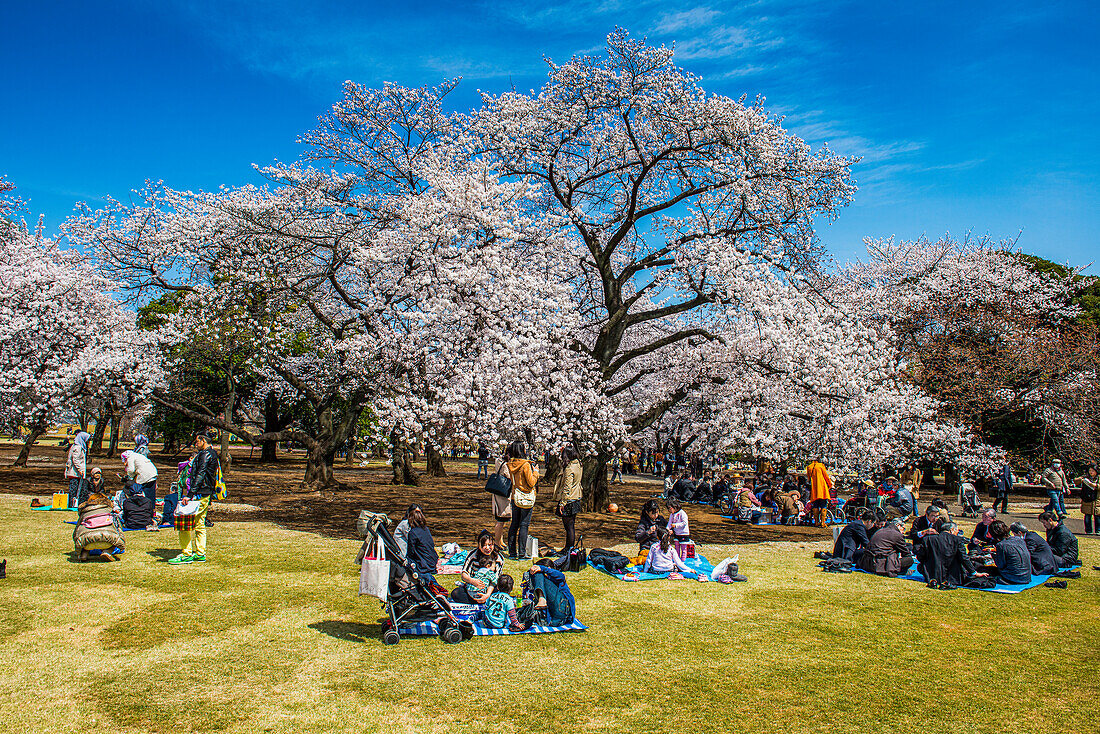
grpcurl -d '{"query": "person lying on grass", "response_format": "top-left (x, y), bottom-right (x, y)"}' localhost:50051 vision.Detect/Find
top-left (643, 532), bottom-right (693, 576)
top-left (517, 564), bottom-right (576, 627)
top-left (451, 530), bottom-right (504, 605)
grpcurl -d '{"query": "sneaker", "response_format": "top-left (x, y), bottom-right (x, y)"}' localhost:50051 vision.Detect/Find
top-left (168, 554), bottom-right (193, 565)
top-left (190, 554), bottom-right (207, 563)
top-left (0, 559), bottom-right (6, 578)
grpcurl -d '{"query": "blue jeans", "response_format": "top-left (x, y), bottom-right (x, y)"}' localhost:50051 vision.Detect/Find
top-left (160, 492), bottom-right (178, 525)
top-left (477, 460), bottom-right (489, 479)
top-left (1045, 490), bottom-right (1066, 516)
top-left (136, 479), bottom-right (157, 506)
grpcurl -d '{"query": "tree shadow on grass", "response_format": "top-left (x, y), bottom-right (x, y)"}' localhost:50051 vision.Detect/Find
top-left (146, 548), bottom-right (181, 561)
top-left (309, 620), bottom-right (382, 643)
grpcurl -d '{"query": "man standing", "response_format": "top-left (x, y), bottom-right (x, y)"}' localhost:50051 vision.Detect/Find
top-left (476, 442), bottom-right (490, 479)
top-left (1041, 458), bottom-right (1070, 520)
top-left (169, 431), bottom-right (220, 565)
top-left (993, 462), bottom-right (1013, 514)
top-left (1039, 511), bottom-right (1079, 569)
top-left (805, 459), bottom-right (834, 528)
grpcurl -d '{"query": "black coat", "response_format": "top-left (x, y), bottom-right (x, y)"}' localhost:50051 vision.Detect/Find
top-left (406, 526), bottom-right (439, 575)
top-left (188, 447), bottom-right (221, 498)
top-left (672, 477), bottom-right (695, 501)
top-left (121, 494), bottom-right (154, 529)
top-left (833, 521), bottom-right (870, 562)
top-left (1045, 523), bottom-right (1079, 567)
top-left (994, 536), bottom-right (1031, 585)
top-left (1024, 531), bottom-right (1057, 575)
top-left (916, 533), bottom-right (975, 586)
top-left (635, 515), bottom-right (665, 550)
top-left (971, 522), bottom-right (995, 544)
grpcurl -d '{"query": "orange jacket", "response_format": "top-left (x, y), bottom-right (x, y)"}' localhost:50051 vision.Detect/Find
top-left (806, 462), bottom-right (834, 502)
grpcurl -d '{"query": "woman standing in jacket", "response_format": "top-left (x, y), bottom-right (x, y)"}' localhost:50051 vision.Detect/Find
top-left (64, 431), bottom-right (91, 508)
top-left (506, 440), bottom-right (539, 559)
top-left (1076, 464), bottom-right (1099, 535)
top-left (552, 444), bottom-right (583, 553)
top-left (490, 445), bottom-right (513, 550)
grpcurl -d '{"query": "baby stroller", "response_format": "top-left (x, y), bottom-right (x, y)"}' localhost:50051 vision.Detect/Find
top-left (958, 482), bottom-right (982, 518)
top-left (355, 510), bottom-right (471, 646)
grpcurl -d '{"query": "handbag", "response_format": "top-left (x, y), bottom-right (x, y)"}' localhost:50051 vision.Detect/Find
top-left (359, 538), bottom-right (390, 600)
top-left (484, 463), bottom-right (512, 498)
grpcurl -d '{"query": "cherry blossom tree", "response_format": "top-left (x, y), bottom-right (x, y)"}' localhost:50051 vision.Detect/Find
top-left (0, 179), bottom-right (153, 465)
top-left (460, 30), bottom-right (856, 506)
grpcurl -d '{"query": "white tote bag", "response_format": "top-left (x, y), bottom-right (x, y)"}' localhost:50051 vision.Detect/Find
top-left (359, 538), bottom-right (390, 600)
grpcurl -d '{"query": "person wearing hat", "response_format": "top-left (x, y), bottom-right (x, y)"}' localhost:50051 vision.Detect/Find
top-left (1041, 458), bottom-right (1070, 520)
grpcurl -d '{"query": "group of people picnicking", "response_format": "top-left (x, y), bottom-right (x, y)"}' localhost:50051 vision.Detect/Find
top-left (61, 430), bottom-right (222, 564)
top-left (831, 503), bottom-right (1080, 587)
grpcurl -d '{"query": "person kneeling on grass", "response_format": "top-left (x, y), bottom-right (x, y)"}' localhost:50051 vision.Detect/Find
top-left (1039, 511), bottom-right (1079, 569)
top-left (169, 431), bottom-right (220, 566)
top-left (643, 532), bottom-right (693, 575)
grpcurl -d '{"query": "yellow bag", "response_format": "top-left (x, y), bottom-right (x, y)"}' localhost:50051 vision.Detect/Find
top-left (52, 493), bottom-right (68, 509)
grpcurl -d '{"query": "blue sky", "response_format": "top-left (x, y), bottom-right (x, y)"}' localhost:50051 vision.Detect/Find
top-left (2, 0), bottom-right (1097, 270)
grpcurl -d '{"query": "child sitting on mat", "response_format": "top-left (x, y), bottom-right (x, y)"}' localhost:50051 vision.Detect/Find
top-left (666, 499), bottom-right (690, 541)
top-left (480, 573), bottom-right (525, 630)
top-left (643, 532), bottom-right (693, 575)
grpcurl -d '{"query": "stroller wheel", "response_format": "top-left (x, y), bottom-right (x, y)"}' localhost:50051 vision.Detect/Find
top-left (382, 628), bottom-right (401, 646)
top-left (441, 624), bottom-right (463, 644)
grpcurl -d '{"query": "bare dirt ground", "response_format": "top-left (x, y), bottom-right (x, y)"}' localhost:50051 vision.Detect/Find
top-left (1, 443), bottom-right (1075, 548)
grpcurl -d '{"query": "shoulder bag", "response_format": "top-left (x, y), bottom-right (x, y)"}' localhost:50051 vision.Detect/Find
top-left (485, 462), bottom-right (512, 498)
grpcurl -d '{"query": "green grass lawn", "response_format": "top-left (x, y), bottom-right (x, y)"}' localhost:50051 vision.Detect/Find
top-left (1, 494), bottom-right (1097, 734)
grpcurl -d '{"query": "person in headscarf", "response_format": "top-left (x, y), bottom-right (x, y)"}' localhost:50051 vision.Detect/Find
top-left (64, 432), bottom-right (91, 508)
top-left (121, 449), bottom-right (158, 508)
top-left (133, 434), bottom-right (151, 459)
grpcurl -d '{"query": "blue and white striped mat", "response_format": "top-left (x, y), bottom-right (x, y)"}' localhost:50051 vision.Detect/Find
top-left (398, 619), bottom-right (588, 636)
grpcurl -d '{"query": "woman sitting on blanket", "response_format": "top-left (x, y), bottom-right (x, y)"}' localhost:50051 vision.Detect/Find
top-left (666, 498), bottom-right (690, 541)
top-left (451, 529), bottom-right (504, 604)
top-left (635, 499), bottom-right (665, 552)
top-left (643, 531), bottom-right (693, 575)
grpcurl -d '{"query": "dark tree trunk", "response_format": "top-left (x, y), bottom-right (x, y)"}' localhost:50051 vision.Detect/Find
top-left (345, 436), bottom-right (357, 465)
top-left (77, 409), bottom-right (90, 433)
top-left (390, 431), bottom-right (420, 486)
top-left (543, 453), bottom-right (562, 487)
top-left (582, 452), bottom-right (610, 512)
top-left (260, 390), bottom-right (282, 463)
top-left (304, 446), bottom-right (335, 487)
top-left (425, 442), bottom-right (446, 477)
top-left (106, 412), bottom-right (122, 458)
top-left (220, 383), bottom-right (235, 473)
top-left (13, 415), bottom-right (47, 467)
top-left (301, 404), bottom-right (362, 488)
top-left (90, 411), bottom-right (108, 455)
